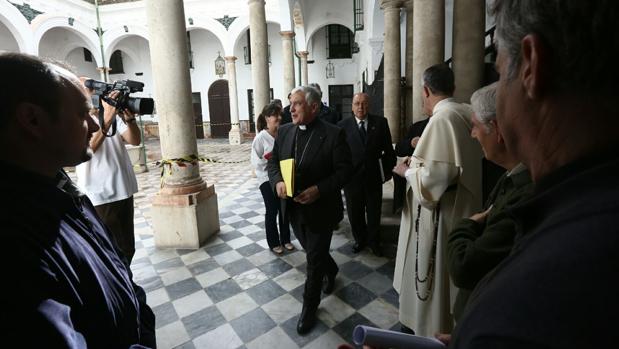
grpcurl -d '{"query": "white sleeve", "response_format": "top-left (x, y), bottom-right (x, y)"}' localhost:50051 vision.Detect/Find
top-left (404, 159), bottom-right (459, 209)
top-left (250, 134), bottom-right (266, 171)
top-left (115, 115), bottom-right (128, 135)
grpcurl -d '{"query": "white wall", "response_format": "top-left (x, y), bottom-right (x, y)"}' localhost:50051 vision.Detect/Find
top-left (66, 47), bottom-right (99, 79)
top-left (188, 28), bottom-right (225, 122)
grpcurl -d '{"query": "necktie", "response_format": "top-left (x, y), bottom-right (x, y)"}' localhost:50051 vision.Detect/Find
top-left (359, 120), bottom-right (367, 144)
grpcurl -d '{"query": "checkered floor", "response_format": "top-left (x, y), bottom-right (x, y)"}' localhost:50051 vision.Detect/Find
top-left (89, 138), bottom-right (400, 349)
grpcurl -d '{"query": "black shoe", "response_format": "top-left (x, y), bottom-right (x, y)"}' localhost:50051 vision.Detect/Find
top-left (322, 272), bottom-right (337, 294)
top-left (297, 305), bottom-right (317, 334)
top-left (351, 243), bottom-right (365, 254)
top-left (369, 243), bottom-right (383, 257)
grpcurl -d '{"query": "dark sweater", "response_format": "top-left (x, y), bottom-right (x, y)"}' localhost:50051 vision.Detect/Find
top-left (451, 152), bottom-right (619, 349)
top-left (447, 166), bottom-right (533, 321)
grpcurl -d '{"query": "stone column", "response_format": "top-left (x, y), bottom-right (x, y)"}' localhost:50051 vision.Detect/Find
top-left (404, 0), bottom-right (414, 128)
top-left (452, 0), bottom-right (485, 103)
top-left (381, 0), bottom-right (403, 142)
top-left (146, 0), bottom-right (219, 249)
top-left (226, 56), bottom-right (242, 145)
top-left (280, 31), bottom-right (296, 99)
top-left (298, 50), bottom-right (309, 86)
top-left (412, 0), bottom-right (445, 123)
top-left (248, 0), bottom-right (271, 125)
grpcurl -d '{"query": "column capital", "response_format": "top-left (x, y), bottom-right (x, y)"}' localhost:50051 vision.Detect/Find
top-left (297, 50), bottom-right (309, 58)
top-left (224, 56), bottom-right (237, 62)
top-left (280, 31), bottom-right (296, 38)
top-left (380, 0), bottom-right (404, 10)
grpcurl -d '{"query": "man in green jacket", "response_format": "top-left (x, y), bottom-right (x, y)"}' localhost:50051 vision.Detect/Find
top-left (447, 82), bottom-right (534, 321)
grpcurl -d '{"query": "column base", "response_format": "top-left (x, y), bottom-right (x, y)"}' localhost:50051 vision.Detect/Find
top-left (152, 184), bottom-right (220, 249)
top-left (229, 127), bottom-right (242, 145)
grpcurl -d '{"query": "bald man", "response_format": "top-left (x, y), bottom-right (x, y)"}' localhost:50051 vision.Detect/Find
top-left (338, 93), bottom-right (396, 256)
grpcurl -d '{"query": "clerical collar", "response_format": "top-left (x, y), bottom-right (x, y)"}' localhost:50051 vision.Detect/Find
top-left (298, 118), bottom-right (318, 131)
top-left (299, 125), bottom-right (307, 131)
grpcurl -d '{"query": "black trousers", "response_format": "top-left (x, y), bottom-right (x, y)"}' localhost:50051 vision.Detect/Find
top-left (259, 182), bottom-right (291, 248)
top-left (290, 206), bottom-right (338, 308)
top-left (95, 196), bottom-right (135, 264)
top-left (344, 179), bottom-right (382, 247)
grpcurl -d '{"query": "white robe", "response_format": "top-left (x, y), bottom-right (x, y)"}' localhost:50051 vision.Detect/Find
top-left (393, 98), bottom-right (483, 336)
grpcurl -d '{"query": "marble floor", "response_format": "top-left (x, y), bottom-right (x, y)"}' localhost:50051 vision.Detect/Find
top-left (102, 138), bottom-right (400, 349)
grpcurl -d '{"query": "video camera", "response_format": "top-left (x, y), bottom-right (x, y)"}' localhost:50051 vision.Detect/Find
top-left (84, 79), bottom-right (154, 115)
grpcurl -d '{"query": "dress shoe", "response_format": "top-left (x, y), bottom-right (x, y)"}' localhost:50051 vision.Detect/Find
top-left (322, 272), bottom-right (336, 294)
top-left (351, 243), bottom-right (365, 254)
top-left (297, 305), bottom-right (317, 334)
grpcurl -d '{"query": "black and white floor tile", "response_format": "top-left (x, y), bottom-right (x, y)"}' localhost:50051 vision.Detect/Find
top-left (86, 139), bottom-right (401, 349)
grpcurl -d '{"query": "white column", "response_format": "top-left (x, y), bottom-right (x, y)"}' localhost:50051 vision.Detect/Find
top-left (452, 0), bottom-right (485, 102)
top-left (280, 31), bottom-right (296, 99)
top-left (146, 0), bottom-right (219, 249)
top-left (248, 0), bottom-right (271, 124)
top-left (412, 0), bottom-right (445, 123)
top-left (381, 0), bottom-right (403, 142)
top-left (404, 0), bottom-right (414, 127)
top-left (226, 56), bottom-right (242, 145)
top-left (298, 50), bottom-right (309, 86)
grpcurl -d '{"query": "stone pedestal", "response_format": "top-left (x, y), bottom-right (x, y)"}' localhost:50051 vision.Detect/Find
top-left (152, 183), bottom-right (219, 249)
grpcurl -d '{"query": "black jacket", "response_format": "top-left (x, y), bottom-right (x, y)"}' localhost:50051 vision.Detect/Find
top-left (267, 118), bottom-right (352, 231)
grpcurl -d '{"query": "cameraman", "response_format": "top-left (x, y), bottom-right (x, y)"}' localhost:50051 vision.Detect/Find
top-left (76, 79), bottom-right (142, 265)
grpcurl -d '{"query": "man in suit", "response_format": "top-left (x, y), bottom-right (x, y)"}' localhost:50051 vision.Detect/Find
top-left (338, 93), bottom-right (396, 256)
top-left (267, 86), bottom-right (353, 334)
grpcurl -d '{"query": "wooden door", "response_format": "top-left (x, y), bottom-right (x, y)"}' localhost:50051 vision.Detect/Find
top-left (208, 80), bottom-right (231, 138)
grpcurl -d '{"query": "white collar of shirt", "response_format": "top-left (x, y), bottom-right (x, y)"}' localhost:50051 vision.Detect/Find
top-left (433, 97), bottom-right (456, 114)
top-left (507, 163), bottom-right (527, 177)
top-left (355, 116), bottom-right (368, 130)
top-left (298, 125), bottom-right (307, 131)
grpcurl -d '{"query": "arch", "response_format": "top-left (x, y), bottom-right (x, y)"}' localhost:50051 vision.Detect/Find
top-left (103, 25), bottom-right (150, 64)
top-left (106, 35), bottom-right (149, 68)
top-left (32, 14), bottom-right (102, 67)
top-left (370, 0), bottom-right (385, 40)
top-left (306, 21), bottom-right (354, 47)
top-left (292, 1), bottom-right (307, 51)
top-left (186, 16), bottom-right (228, 53)
top-left (187, 26), bottom-right (225, 53)
top-left (0, 1), bottom-right (34, 53)
top-left (227, 14), bottom-right (282, 56)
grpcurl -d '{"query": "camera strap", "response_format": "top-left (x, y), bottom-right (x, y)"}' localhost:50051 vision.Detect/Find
top-left (98, 97), bottom-right (117, 137)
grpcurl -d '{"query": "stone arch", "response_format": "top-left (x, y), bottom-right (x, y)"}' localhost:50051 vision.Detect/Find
top-left (0, 1), bottom-right (34, 53)
top-left (32, 15), bottom-right (102, 67)
top-left (103, 25), bottom-right (150, 64)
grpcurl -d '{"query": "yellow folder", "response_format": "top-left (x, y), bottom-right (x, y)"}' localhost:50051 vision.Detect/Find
top-left (279, 158), bottom-right (295, 197)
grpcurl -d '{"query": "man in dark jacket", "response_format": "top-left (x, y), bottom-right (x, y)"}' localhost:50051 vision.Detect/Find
top-left (309, 83), bottom-right (341, 124)
top-left (450, 1), bottom-right (619, 348)
top-left (268, 85), bottom-right (353, 335)
top-left (0, 53), bottom-right (156, 348)
top-left (338, 93), bottom-right (396, 256)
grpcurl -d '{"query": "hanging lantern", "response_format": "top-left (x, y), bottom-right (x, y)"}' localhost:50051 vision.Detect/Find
top-left (326, 61), bottom-right (335, 79)
top-left (215, 52), bottom-right (226, 78)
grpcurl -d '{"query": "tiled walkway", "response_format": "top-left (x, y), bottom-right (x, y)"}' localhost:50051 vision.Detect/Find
top-left (111, 138), bottom-right (399, 348)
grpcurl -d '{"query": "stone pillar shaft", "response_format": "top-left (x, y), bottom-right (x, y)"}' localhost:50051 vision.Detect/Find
top-left (404, 0), bottom-right (414, 128)
top-left (452, 0), bottom-right (485, 103)
top-left (412, 0), bottom-right (445, 123)
top-left (248, 0), bottom-right (270, 124)
top-left (280, 31), bottom-right (296, 99)
top-left (146, 0), bottom-right (219, 249)
top-left (298, 51), bottom-right (309, 86)
top-left (381, 0), bottom-right (403, 142)
top-left (146, 0), bottom-right (200, 187)
top-left (226, 56), bottom-right (242, 145)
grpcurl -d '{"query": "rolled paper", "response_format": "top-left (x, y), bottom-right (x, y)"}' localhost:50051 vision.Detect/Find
top-left (352, 325), bottom-right (446, 349)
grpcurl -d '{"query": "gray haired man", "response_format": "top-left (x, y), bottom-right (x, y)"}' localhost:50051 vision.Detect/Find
top-left (450, 1), bottom-right (619, 348)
